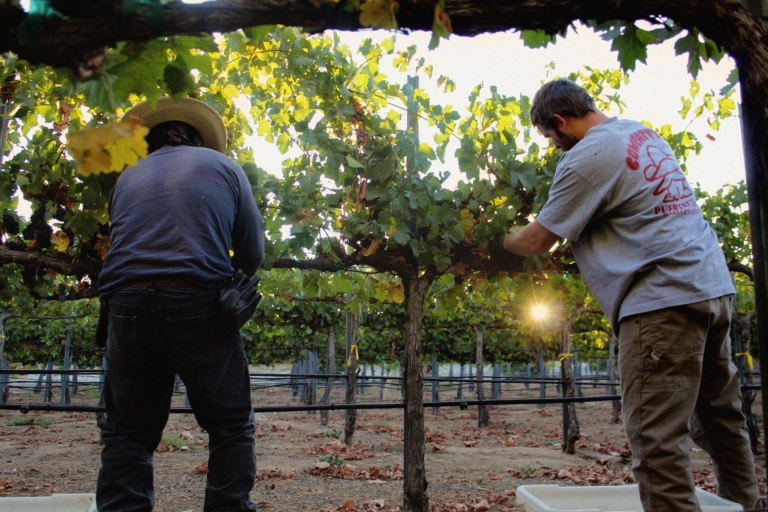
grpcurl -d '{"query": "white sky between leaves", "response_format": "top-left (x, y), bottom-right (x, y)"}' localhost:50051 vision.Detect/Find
top-left (246, 26), bottom-right (744, 197)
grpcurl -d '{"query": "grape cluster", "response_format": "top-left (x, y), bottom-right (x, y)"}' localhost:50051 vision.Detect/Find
top-left (56, 283), bottom-right (79, 302)
top-left (21, 264), bottom-right (46, 286)
top-left (2, 212), bottom-right (20, 235)
top-left (21, 202), bottom-right (53, 249)
top-left (5, 239), bottom-right (27, 252)
top-left (88, 271), bottom-right (101, 295)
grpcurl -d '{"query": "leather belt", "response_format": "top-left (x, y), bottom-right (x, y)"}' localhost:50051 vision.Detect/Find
top-left (129, 279), bottom-right (191, 288)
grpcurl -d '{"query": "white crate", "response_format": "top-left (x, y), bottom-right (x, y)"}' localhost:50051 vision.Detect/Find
top-left (516, 484), bottom-right (743, 512)
top-left (0, 493), bottom-right (96, 512)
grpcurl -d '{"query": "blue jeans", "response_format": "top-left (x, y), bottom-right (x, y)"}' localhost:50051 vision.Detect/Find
top-left (96, 286), bottom-right (257, 512)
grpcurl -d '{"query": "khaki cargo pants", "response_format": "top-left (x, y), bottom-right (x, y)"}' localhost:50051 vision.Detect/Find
top-left (618, 296), bottom-right (759, 512)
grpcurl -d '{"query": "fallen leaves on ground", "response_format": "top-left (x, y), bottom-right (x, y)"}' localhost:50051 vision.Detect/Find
top-left (592, 442), bottom-right (632, 457)
top-left (549, 464), bottom-right (635, 485)
top-left (432, 493), bottom-right (509, 511)
top-left (303, 440), bottom-right (375, 460)
top-left (693, 468), bottom-right (717, 493)
top-left (308, 462), bottom-right (404, 481)
top-left (319, 498), bottom-right (396, 512)
top-left (256, 468), bottom-right (296, 481)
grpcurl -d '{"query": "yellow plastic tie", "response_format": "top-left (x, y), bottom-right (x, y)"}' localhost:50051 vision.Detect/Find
top-left (559, 353), bottom-right (573, 362)
top-left (735, 352), bottom-right (754, 370)
top-left (347, 344), bottom-right (359, 366)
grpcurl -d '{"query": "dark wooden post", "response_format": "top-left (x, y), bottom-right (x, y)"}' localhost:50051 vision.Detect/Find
top-left (736, 54), bottom-right (768, 475)
top-left (472, 325), bottom-right (489, 428)
top-left (320, 326), bottom-right (335, 427)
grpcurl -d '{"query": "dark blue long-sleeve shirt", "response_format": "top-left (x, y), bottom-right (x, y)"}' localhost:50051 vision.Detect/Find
top-left (99, 145), bottom-right (264, 294)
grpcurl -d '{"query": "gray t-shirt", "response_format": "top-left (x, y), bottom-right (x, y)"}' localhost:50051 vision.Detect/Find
top-left (99, 145), bottom-right (264, 294)
top-left (536, 117), bottom-right (734, 332)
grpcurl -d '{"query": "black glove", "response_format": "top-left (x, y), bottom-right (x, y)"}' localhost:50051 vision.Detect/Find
top-left (487, 234), bottom-right (508, 259)
top-left (488, 234), bottom-right (526, 272)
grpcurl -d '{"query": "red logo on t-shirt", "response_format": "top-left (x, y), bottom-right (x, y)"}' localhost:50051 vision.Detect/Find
top-left (625, 129), bottom-right (693, 205)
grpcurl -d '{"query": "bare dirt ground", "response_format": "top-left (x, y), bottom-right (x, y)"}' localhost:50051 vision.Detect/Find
top-left (0, 374), bottom-right (765, 512)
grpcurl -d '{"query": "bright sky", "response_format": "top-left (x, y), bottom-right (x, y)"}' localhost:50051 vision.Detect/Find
top-left (249, 25), bottom-right (744, 195)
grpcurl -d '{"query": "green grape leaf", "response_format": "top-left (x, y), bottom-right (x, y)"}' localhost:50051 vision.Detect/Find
top-left (163, 62), bottom-right (195, 101)
top-left (611, 23), bottom-right (655, 72)
top-left (674, 28), bottom-right (725, 78)
top-left (719, 68), bottom-right (739, 96)
top-left (520, 30), bottom-right (556, 49)
top-left (429, 4), bottom-right (451, 50)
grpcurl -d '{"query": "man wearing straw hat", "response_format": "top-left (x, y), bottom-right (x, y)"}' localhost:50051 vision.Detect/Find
top-left (96, 97), bottom-right (264, 512)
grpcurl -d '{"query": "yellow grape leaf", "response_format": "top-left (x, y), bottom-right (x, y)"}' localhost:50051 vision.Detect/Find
top-left (460, 209), bottom-right (475, 238)
top-left (52, 231), bottom-right (70, 252)
top-left (376, 281), bottom-right (404, 303)
top-left (67, 116), bottom-right (149, 176)
top-left (359, 238), bottom-right (382, 258)
top-left (469, 273), bottom-right (486, 291)
top-left (95, 234), bottom-right (111, 259)
top-left (359, 0), bottom-right (399, 29)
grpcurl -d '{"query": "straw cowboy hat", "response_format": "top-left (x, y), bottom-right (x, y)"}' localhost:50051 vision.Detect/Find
top-left (125, 97), bottom-right (227, 154)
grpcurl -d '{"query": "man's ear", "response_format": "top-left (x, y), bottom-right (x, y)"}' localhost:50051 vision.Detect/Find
top-left (551, 114), bottom-right (568, 129)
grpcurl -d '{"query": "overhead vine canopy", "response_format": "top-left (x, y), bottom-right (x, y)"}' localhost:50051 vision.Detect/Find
top-left (0, 0), bottom-right (766, 77)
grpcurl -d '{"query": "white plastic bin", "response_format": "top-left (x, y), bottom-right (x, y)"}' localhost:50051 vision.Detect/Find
top-left (516, 485), bottom-right (743, 512)
top-left (0, 493), bottom-right (96, 512)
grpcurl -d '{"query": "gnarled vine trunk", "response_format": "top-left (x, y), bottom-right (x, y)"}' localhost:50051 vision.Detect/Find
top-left (560, 320), bottom-right (580, 454)
top-left (401, 272), bottom-right (434, 512)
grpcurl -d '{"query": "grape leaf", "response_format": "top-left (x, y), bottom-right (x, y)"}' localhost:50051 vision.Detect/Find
top-left (359, 0), bottom-right (399, 30)
top-left (610, 23), bottom-right (656, 72)
top-left (52, 231), bottom-right (69, 252)
top-left (720, 68), bottom-right (739, 96)
top-left (674, 28), bottom-right (725, 78)
top-left (110, 42), bottom-right (168, 104)
top-left (66, 117), bottom-right (149, 176)
top-left (163, 61), bottom-right (195, 101)
top-left (520, 30), bottom-right (556, 49)
top-left (429, 4), bottom-right (451, 50)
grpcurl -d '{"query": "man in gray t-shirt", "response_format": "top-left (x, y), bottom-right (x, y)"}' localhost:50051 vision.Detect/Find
top-left (496, 79), bottom-right (757, 512)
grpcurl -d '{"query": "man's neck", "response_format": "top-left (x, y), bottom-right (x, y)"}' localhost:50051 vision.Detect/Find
top-left (569, 111), bottom-right (609, 140)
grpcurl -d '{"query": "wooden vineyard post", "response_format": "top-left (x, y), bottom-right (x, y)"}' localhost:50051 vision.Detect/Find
top-left (60, 318), bottom-right (73, 406)
top-left (344, 298), bottom-right (360, 446)
top-left (472, 325), bottom-right (489, 428)
top-left (320, 326), bottom-right (335, 427)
